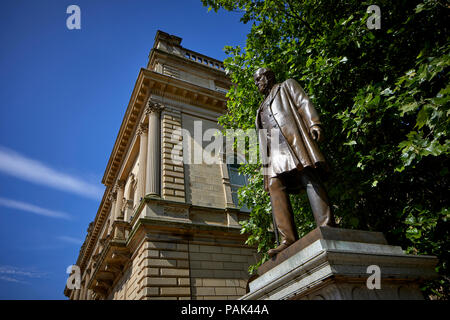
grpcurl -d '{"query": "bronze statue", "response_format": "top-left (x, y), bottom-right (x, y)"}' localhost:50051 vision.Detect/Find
top-left (254, 67), bottom-right (336, 257)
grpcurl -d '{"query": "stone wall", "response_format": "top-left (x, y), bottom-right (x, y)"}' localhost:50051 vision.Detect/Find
top-left (182, 113), bottom-right (226, 208)
top-left (161, 106), bottom-right (186, 203)
top-left (106, 231), bottom-right (255, 300)
top-left (189, 242), bottom-right (254, 299)
top-left (138, 239), bottom-right (191, 300)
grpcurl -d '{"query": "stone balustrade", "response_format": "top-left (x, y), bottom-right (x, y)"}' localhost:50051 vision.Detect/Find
top-left (183, 49), bottom-right (225, 71)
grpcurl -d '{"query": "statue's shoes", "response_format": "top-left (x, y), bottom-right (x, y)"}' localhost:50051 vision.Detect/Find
top-left (320, 218), bottom-right (337, 228)
top-left (267, 242), bottom-right (293, 258)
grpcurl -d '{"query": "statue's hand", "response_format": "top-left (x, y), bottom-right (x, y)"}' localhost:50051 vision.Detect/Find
top-left (310, 125), bottom-right (323, 142)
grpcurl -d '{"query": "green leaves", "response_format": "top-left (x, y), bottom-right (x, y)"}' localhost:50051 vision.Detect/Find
top-left (394, 43), bottom-right (450, 172)
top-left (400, 101), bottom-right (419, 116)
top-left (202, 0), bottom-right (449, 298)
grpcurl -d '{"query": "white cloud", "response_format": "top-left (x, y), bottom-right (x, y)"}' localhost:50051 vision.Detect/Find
top-left (0, 265), bottom-right (48, 285)
top-left (57, 235), bottom-right (83, 245)
top-left (0, 275), bottom-right (28, 284)
top-left (0, 146), bottom-right (103, 200)
top-left (0, 265), bottom-right (47, 283)
top-left (0, 197), bottom-right (72, 220)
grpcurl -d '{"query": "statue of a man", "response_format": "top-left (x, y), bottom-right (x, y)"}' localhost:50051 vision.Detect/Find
top-left (254, 67), bottom-right (336, 257)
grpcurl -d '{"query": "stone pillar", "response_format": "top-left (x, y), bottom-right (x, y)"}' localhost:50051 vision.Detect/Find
top-left (83, 270), bottom-right (90, 300)
top-left (108, 190), bottom-right (116, 234)
top-left (145, 99), bottom-right (164, 197)
top-left (75, 283), bottom-right (86, 300)
top-left (136, 123), bottom-right (148, 202)
top-left (74, 286), bottom-right (81, 300)
top-left (114, 180), bottom-right (125, 220)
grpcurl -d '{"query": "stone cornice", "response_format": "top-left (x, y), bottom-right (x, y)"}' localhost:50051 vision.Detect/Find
top-left (145, 68), bottom-right (228, 111)
top-left (101, 69), bottom-right (149, 187)
top-left (75, 186), bottom-right (112, 270)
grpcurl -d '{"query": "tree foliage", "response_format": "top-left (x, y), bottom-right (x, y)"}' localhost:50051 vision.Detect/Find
top-left (202, 0), bottom-right (450, 298)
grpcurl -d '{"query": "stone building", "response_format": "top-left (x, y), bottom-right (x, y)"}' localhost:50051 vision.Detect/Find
top-left (64, 30), bottom-right (257, 300)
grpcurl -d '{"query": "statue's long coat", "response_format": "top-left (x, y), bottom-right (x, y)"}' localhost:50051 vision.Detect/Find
top-left (255, 79), bottom-right (327, 191)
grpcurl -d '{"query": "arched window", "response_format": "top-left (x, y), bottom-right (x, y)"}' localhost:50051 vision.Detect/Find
top-left (227, 155), bottom-right (250, 212)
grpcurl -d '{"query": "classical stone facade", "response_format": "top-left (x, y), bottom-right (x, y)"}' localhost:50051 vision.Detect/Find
top-left (64, 31), bottom-right (257, 300)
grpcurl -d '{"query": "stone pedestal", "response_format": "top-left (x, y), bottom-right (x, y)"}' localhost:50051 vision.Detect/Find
top-left (241, 227), bottom-right (438, 300)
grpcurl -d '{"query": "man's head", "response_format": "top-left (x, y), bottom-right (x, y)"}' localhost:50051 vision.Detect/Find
top-left (254, 67), bottom-right (276, 96)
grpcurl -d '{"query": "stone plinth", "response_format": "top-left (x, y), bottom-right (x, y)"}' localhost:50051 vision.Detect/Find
top-left (241, 227), bottom-right (438, 300)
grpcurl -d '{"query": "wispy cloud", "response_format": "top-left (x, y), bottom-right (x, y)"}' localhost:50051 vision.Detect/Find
top-left (0, 275), bottom-right (28, 284)
top-left (0, 146), bottom-right (103, 200)
top-left (0, 197), bottom-right (72, 220)
top-left (0, 265), bottom-right (47, 285)
top-left (57, 235), bottom-right (83, 245)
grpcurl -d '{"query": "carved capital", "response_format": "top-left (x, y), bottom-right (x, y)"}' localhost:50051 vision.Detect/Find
top-left (136, 122), bottom-right (148, 136)
top-left (108, 190), bottom-right (117, 202)
top-left (114, 180), bottom-right (125, 191)
top-left (145, 99), bottom-right (165, 115)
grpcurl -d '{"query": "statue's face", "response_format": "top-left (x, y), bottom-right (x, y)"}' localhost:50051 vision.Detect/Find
top-left (254, 71), bottom-right (272, 95)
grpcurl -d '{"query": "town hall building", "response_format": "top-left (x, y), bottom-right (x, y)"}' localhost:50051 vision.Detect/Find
top-left (64, 30), bottom-right (257, 300)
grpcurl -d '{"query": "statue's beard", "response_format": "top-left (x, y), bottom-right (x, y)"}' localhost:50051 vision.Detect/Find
top-left (262, 83), bottom-right (273, 96)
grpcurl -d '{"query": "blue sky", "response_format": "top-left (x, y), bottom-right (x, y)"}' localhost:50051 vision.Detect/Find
top-left (0, 0), bottom-right (250, 299)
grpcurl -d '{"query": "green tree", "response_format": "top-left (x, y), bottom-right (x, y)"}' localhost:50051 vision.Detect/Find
top-left (202, 0), bottom-right (449, 298)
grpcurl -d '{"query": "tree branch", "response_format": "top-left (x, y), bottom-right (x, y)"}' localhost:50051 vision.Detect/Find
top-left (283, 0), bottom-right (318, 35)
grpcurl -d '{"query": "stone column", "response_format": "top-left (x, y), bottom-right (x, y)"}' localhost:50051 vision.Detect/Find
top-left (74, 286), bottom-right (81, 300)
top-left (114, 180), bottom-right (125, 220)
top-left (79, 287), bottom-right (85, 300)
top-left (83, 270), bottom-right (90, 300)
top-left (108, 190), bottom-right (116, 234)
top-left (145, 99), bottom-right (164, 197)
top-left (136, 123), bottom-right (148, 202)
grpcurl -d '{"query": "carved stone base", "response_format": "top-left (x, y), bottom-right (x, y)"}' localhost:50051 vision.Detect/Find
top-left (240, 227), bottom-right (438, 300)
